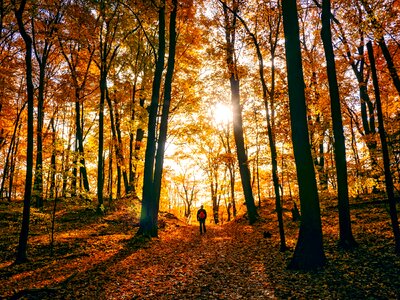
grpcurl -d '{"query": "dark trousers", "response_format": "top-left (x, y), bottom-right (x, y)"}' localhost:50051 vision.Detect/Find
top-left (199, 220), bottom-right (206, 234)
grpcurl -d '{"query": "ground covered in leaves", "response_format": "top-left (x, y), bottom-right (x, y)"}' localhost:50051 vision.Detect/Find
top-left (1, 195), bottom-right (400, 299)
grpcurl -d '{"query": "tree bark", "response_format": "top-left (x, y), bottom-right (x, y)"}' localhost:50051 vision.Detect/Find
top-left (138, 1), bottom-right (166, 237)
top-left (360, 0), bottom-right (400, 97)
top-left (115, 99), bottom-right (130, 194)
top-left (14, 0), bottom-right (34, 264)
top-left (97, 67), bottom-right (106, 212)
top-left (75, 100), bottom-right (90, 193)
top-left (106, 88), bottom-right (129, 198)
top-left (32, 6), bottom-right (61, 207)
top-left (222, 2), bottom-right (258, 224)
top-left (282, 0), bottom-right (326, 270)
top-left (154, 0), bottom-right (178, 217)
top-left (49, 117), bottom-right (56, 200)
top-left (221, 0), bottom-right (285, 243)
top-left (321, 0), bottom-right (357, 249)
top-left (378, 39), bottom-right (400, 96)
top-left (33, 60), bottom-right (46, 208)
top-left (0, 101), bottom-right (26, 200)
top-left (367, 41), bottom-right (400, 254)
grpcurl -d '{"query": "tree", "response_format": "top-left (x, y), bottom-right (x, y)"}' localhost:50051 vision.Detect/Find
top-left (320, 0), bottom-right (357, 249)
top-left (361, 0), bottom-right (400, 97)
top-left (0, 100), bottom-right (26, 201)
top-left (221, 0), bottom-right (258, 224)
top-left (367, 40), bottom-right (400, 254)
top-left (94, 0), bottom-right (135, 212)
top-left (138, 1), bottom-right (166, 237)
top-left (282, 0), bottom-right (326, 270)
top-left (13, 0), bottom-right (34, 264)
top-left (57, 4), bottom-right (96, 196)
top-left (218, 119), bottom-right (237, 218)
top-left (173, 166), bottom-right (199, 220)
top-left (154, 0), bottom-right (178, 214)
top-left (331, 2), bottom-right (378, 171)
top-left (31, 1), bottom-right (63, 208)
top-left (226, 0), bottom-right (286, 250)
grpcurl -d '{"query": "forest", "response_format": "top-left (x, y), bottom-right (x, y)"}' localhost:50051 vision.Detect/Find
top-left (1, 0), bottom-right (400, 298)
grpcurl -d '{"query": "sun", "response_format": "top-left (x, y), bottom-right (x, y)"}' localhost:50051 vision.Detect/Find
top-left (213, 102), bottom-right (232, 126)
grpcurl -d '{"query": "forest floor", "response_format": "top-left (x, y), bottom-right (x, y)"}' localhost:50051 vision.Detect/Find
top-left (1, 194), bottom-right (400, 299)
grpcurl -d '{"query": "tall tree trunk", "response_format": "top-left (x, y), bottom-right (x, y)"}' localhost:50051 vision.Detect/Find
top-left (254, 111), bottom-right (261, 208)
top-left (33, 62), bottom-right (46, 208)
top-left (106, 88), bottom-right (123, 199)
top-left (138, 2), bottom-right (166, 237)
top-left (154, 0), bottom-right (178, 216)
top-left (321, 0), bottom-right (357, 249)
top-left (0, 101), bottom-right (26, 199)
top-left (49, 116), bottom-right (56, 200)
top-left (222, 121), bottom-right (236, 217)
top-left (132, 110), bottom-right (145, 195)
top-left (115, 99), bottom-right (130, 195)
top-left (75, 99), bottom-right (90, 193)
top-left (222, 2), bottom-right (258, 224)
top-left (247, 10), bottom-right (285, 249)
top-left (62, 113), bottom-right (72, 198)
top-left (282, 0), bottom-right (326, 270)
top-left (97, 69), bottom-right (106, 213)
top-left (96, 0), bottom-right (123, 212)
top-left (71, 149), bottom-right (77, 196)
top-left (130, 94), bottom-right (145, 197)
top-left (107, 139), bottom-right (113, 204)
top-left (58, 40), bottom-right (92, 195)
top-left (14, 0), bottom-right (34, 264)
top-left (9, 122), bottom-right (21, 201)
top-left (367, 41), bottom-right (400, 254)
top-left (222, 0), bottom-right (284, 240)
top-left (327, 7), bottom-right (378, 168)
top-left (316, 136), bottom-right (328, 190)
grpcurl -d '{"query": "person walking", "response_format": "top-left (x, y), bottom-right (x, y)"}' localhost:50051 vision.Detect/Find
top-left (197, 205), bottom-right (207, 234)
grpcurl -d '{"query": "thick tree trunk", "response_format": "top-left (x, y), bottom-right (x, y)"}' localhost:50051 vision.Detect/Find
top-left (14, 0), bottom-right (34, 264)
top-left (282, 0), bottom-right (326, 270)
top-left (321, 0), bottom-right (357, 249)
top-left (367, 41), bottom-right (400, 254)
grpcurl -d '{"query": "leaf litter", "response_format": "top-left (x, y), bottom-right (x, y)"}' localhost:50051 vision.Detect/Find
top-left (0, 195), bottom-right (399, 299)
